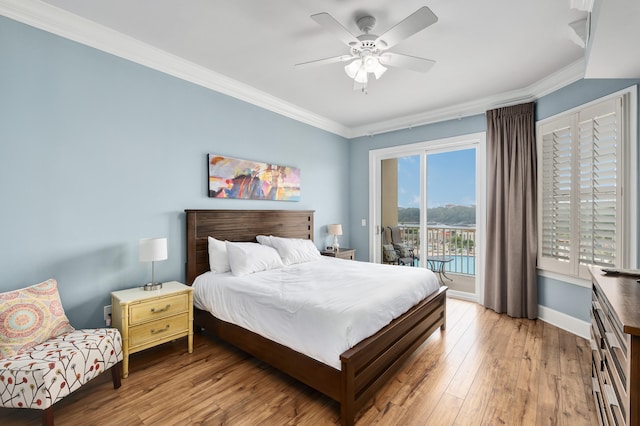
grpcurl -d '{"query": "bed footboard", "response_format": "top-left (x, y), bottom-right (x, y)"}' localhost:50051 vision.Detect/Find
top-left (339, 286), bottom-right (447, 426)
top-left (194, 285), bottom-right (446, 426)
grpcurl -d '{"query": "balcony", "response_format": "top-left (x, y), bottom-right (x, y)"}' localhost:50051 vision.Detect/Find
top-left (392, 224), bottom-right (476, 294)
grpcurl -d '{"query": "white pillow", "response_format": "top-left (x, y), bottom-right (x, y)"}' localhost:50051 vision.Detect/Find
top-left (225, 241), bottom-right (284, 276)
top-left (208, 236), bottom-right (231, 273)
top-left (267, 236), bottom-right (321, 265)
top-left (256, 235), bottom-right (273, 246)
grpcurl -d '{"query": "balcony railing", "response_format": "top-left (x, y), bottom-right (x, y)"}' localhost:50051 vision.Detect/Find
top-left (396, 224), bottom-right (476, 275)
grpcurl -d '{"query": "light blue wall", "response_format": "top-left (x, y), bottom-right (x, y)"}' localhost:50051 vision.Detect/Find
top-left (348, 79), bottom-right (640, 324)
top-left (3, 15), bottom-right (639, 329)
top-left (0, 17), bottom-right (350, 328)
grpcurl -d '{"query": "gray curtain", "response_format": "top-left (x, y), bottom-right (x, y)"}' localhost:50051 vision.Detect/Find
top-left (483, 102), bottom-right (537, 319)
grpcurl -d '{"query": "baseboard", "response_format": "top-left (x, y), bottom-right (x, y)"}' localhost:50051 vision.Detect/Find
top-left (446, 290), bottom-right (479, 303)
top-left (538, 305), bottom-right (590, 339)
top-left (445, 296), bottom-right (590, 339)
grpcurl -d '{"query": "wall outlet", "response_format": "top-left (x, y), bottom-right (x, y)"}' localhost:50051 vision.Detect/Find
top-left (361, 219), bottom-right (367, 226)
top-left (103, 305), bottom-right (112, 322)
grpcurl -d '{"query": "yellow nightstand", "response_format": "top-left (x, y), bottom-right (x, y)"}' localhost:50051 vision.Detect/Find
top-left (111, 281), bottom-right (193, 378)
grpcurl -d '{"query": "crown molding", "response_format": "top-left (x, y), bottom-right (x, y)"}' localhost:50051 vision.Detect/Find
top-left (349, 60), bottom-right (585, 138)
top-left (1, 0), bottom-right (584, 140)
top-left (0, 0), bottom-right (351, 138)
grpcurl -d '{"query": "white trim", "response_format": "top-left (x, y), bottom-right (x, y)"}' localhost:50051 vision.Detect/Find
top-left (370, 132), bottom-right (486, 158)
top-left (0, 0), bottom-right (585, 139)
top-left (538, 305), bottom-right (590, 339)
top-left (624, 85), bottom-right (638, 269)
top-left (537, 268), bottom-right (591, 288)
top-left (475, 135), bottom-right (487, 304)
top-left (350, 60), bottom-right (585, 138)
top-left (368, 149), bottom-right (381, 262)
top-left (0, 0), bottom-right (351, 138)
top-left (446, 290), bottom-right (479, 303)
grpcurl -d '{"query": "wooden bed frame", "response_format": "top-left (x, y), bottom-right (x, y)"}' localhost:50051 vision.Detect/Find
top-left (185, 209), bottom-right (447, 426)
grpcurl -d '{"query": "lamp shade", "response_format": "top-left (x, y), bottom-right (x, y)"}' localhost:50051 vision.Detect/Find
top-left (328, 224), bottom-right (343, 236)
top-left (139, 238), bottom-right (168, 262)
top-left (344, 59), bottom-right (361, 79)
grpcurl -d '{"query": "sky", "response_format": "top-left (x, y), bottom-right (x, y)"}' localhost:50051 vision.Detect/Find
top-left (397, 148), bottom-right (476, 208)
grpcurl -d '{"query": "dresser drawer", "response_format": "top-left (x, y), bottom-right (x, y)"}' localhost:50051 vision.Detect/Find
top-left (129, 293), bottom-right (188, 325)
top-left (128, 312), bottom-right (189, 348)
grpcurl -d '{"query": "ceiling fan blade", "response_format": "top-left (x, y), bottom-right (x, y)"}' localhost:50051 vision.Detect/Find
top-left (376, 6), bottom-right (438, 49)
top-left (295, 54), bottom-right (354, 68)
top-left (379, 52), bottom-right (435, 73)
top-left (311, 12), bottom-right (359, 46)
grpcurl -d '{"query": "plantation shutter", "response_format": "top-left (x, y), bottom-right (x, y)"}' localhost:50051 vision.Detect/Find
top-left (577, 99), bottom-right (621, 270)
top-left (539, 116), bottom-right (574, 275)
top-left (538, 95), bottom-right (625, 279)
top-left (540, 119), bottom-right (573, 264)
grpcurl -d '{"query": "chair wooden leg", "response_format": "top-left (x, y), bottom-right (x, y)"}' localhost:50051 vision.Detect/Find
top-left (111, 361), bottom-right (122, 389)
top-left (41, 406), bottom-right (54, 426)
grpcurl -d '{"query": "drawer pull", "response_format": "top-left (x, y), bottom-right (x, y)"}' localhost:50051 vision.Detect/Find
top-left (605, 332), bottom-right (620, 349)
top-left (603, 384), bottom-right (619, 407)
top-left (150, 324), bottom-right (170, 334)
top-left (150, 304), bottom-right (171, 314)
top-left (592, 377), bottom-right (600, 392)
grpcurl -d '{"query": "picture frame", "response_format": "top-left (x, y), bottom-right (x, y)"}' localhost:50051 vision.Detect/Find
top-left (207, 154), bottom-right (300, 201)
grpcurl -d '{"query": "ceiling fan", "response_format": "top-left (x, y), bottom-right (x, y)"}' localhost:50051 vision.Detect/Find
top-left (296, 6), bottom-right (438, 92)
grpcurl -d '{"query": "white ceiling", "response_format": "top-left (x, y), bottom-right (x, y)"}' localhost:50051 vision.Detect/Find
top-left (2, 0), bottom-right (638, 137)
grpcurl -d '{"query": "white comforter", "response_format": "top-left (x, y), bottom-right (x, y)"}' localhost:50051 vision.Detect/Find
top-left (193, 257), bottom-right (440, 369)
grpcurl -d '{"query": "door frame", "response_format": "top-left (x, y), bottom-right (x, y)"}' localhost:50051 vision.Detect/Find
top-left (368, 132), bottom-right (486, 303)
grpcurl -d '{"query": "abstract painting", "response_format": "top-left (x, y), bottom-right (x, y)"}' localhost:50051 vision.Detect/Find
top-left (208, 154), bottom-right (300, 201)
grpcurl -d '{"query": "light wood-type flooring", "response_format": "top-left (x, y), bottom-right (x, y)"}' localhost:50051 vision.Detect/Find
top-left (1, 298), bottom-right (598, 425)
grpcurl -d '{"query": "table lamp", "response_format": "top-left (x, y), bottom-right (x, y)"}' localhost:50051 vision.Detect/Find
top-left (328, 224), bottom-right (343, 252)
top-left (139, 237), bottom-right (167, 291)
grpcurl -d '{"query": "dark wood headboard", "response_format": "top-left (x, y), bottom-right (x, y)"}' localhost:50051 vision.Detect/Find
top-left (185, 209), bottom-right (315, 284)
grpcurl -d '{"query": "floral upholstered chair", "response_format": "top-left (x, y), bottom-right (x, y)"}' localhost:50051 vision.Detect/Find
top-left (0, 279), bottom-right (123, 426)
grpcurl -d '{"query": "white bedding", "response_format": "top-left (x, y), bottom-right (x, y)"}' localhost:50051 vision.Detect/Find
top-left (193, 257), bottom-right (440, 369)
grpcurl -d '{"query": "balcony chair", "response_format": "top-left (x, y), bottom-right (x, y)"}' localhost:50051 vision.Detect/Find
top-left (387, 226), bottom-right (418, 266)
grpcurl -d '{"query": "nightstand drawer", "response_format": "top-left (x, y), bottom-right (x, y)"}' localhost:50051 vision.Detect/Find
top-left (129, 313), bottom-right (189, 348)
top-left (321, 248), bottom-right (356, 260)
top-left (129, 293), bottom-right (188, 324)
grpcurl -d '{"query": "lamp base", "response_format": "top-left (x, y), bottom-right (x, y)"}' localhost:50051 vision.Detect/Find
top-left (143, 282), bottom-right (163, 291)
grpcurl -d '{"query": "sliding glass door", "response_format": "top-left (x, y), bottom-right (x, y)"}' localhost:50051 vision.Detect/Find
top-left (426, 148), bottom-right (477, 295)
top-left (381, 155), bottom-right (422, 267)
top-left (370, 133), bottom-right (485, 302)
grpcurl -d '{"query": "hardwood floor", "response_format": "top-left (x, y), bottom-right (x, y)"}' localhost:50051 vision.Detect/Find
top-left (1, 298), bottom-right (598, 425)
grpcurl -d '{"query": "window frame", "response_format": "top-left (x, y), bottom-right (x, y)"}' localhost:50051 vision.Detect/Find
top-left (536, 86), bottom-right (637, 283)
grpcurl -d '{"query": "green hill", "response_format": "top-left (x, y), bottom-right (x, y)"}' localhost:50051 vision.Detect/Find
top-left (398, 205), bottom-right (475, 225)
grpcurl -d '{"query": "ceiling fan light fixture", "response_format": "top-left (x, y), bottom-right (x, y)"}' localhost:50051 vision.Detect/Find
top-left (302, 7), bottom-right (438, 92)
top-left (354, 67), bottom-right (368, 84)
top-left (344, 55), bottom-right (386, 84)
top-left (344, 59), bottom-right (361, 79)
top-left (372, 61), bottom-right (387, 79)
top-left (363, 55), bottom-right (378, 72)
